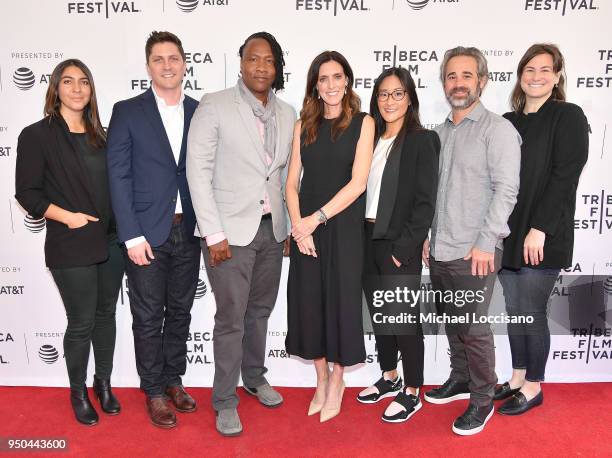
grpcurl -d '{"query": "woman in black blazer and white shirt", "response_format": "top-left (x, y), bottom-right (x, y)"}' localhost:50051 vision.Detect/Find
top-left (495, 44), bottom-right (588, 415)
top-left (357, 67), bottom-right (440, 423)
top-left (15, 59), bottom-right (124, 425)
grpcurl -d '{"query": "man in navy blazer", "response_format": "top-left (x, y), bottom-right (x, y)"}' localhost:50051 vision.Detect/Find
top-left (106, 31), bottom-right (200, 429)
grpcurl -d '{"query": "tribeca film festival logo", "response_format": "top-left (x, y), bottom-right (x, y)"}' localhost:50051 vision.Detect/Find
top-left (575, 191), bottom-right (612, 234)
top-left (355, 48), bottom-right (438, 90)
top-left (67, 1), bottom-right (142, 18)
top-left (577, 50), bottom-right (612, 89)
top-left (24, 214), bottom-right (46, 233)
top-left (131, 51), bottom-right (213, 91)
top-left (0, 332), bottom-right (15, 365)
top-left (524, 0), bottom-right (597, 15)
top-left (295, 0), bottom-right (369, 16)
top-left (404, 0), bottom-right (459, 11)
top-left (176, 0), bottom-right (229, 12)
top-left (186, 331), bottom-right (212, 364)
top-left (38, 345), bottom-right (60, 364)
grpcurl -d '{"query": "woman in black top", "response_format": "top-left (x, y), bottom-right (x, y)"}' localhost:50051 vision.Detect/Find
top-left (494, 44), bottom-right (588, 415)
top-left (285, 51), bottom-right (375, 422)
top-left (15, 59), bottom-right (125, 425)
top-left (356, 67), bottom-right (439, 424)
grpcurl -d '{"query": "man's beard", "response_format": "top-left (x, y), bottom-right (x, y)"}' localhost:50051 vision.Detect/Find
top-left (446, 86), bottom-right (479, 109)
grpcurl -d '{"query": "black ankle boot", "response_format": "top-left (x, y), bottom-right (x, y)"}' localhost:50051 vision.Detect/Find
top-left (93, 375), bottom-right (121, 415)
top-left (70, 386), bottom-right (99, 426)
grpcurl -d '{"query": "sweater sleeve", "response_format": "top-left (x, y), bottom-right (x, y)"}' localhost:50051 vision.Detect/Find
top-left (530, 104), bottom-right (589, 236)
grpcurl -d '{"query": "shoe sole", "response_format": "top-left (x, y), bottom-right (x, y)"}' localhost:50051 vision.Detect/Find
top-left (357, 389), bottom-right (399, 404)
top-left (498, 399), bottom-right (543, 416)
top-left (451, 406), bottom-right (494, 436)
top-left (242, 386), bottom-right (283, 408)
top-left (149, 419), bottom-right (177, 429)
top-left (382, 400), bottom-right (423, 423)
top-left (175, 405), bottom-right (198, 413)
top-left (424, 392), bottom-right (470, 404)
top-left (217, 428), bottom-right (242, 437)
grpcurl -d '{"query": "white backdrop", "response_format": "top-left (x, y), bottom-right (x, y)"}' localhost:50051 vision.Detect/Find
top-left (0, 0), bottom-right (611, 388)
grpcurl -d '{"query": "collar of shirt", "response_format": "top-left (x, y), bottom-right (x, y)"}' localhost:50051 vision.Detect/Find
top-left (445, 100), bottom-right (485, 126)
top-left (151, 85), bottom-right (185, 113)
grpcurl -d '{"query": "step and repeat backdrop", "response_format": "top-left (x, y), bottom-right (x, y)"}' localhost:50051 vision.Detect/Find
top-left (0, 0), bottom-right (611, 387)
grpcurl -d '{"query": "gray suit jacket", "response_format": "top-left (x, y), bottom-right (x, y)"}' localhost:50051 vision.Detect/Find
top-left (186, 84), bottom-right (296, 246)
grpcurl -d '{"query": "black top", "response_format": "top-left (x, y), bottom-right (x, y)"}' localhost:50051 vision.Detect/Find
top-left (371, 129), bottom-right (440, 265)
top-left (71, 133), bottom-right (116, 237)
top-left (15, 116), bottom-right (110, 268)
top-left (502, 99), bottom-right (589, 269)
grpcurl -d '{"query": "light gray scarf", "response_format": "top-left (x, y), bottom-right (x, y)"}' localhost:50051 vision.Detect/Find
top-left (238, 78), bottom-right (277, 161)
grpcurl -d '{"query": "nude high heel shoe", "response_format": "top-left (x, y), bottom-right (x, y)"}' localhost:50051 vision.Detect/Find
top-left (308, 375), bottom-right (329, 416)
top-left (320, 381), bottom-right (345, 422)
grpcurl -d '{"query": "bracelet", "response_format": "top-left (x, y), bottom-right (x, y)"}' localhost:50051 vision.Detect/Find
top-left (316, 208), bottom-right (328, 225)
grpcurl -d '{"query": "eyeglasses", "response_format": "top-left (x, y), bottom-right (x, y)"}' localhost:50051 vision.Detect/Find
top-left (377, 90), bottom-right (407, 102)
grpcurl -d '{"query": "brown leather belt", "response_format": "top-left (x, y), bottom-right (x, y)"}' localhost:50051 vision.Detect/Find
top-left (172, 213), bottom-right (183, 224)
top-left (365, 218), bottom-right (376, 223)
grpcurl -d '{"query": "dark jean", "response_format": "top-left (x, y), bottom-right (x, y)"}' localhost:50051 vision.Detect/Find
top-left (125, 219), bottom-right (201, 397)
top-left (498, 267), bottom-right (560, 382)
top-left (50, 236), bottom-right (125, 390)
top-left (429, 250), bottom-right (502, 407)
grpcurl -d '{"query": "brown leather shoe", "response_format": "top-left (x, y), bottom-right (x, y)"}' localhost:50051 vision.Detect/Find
top-left (165, 385), bottom-right (197, 413)
top-left (146, 397), bottom-right (177, 429)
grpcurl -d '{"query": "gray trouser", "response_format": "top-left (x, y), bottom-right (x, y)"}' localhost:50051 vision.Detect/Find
top-left (429, 249), bottom-right (502, 407)
top-left (202, 219), bottom-right (283, 411)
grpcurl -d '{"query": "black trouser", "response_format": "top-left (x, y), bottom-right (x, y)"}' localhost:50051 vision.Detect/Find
top-left (429, 250), bottom-right (501, 407)
top-left (125, 219), bottom-right (201, 397)
top-left (50, 237), bottom-right (125, 391)
top-left (498, 267), bottom-right (560, 382)
top-left (364, 222), bottom-right (424, 388)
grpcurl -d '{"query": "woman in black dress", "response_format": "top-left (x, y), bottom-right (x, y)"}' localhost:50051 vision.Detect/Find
top-left (494, 44), bottom-right (588, 415)
top-left (285, 51), bottom-right (375, 422)
top-left (357, 67), bottom-right (439, 423)
top-left (15, 59), bottom-right (124, 425)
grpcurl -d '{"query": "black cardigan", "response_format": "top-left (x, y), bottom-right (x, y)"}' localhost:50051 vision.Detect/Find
top-left (502, 99), bottom-right (589, 269)
top-left (15, 116), bottom-right (109, 268)
top-left (371, 129), bottom-right (440, 265)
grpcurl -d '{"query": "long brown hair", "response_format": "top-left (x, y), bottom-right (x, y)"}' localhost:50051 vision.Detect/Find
top-left (300, 51), bottom-right (360, 146)
top-left (44, 59), bottom-right (106, 148)
top-left (511, 43), bottom-right (566, 113)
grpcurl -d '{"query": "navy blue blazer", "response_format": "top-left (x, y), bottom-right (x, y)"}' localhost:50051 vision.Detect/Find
top-left (106, 88), bottom-right (198, 247)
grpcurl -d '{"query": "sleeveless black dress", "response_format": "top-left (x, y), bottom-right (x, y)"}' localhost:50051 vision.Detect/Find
top-left (286, 112), bottom-right (367, 366)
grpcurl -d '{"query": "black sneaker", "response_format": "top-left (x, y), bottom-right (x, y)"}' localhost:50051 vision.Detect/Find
top-left (357, 375), bottom-right (402, 404)
top-left (424, 379), bottom-right (470, 404)
top-left (382, 390), bottom-right (422, 423)
top-left (493, 382), bottom-right (520, 401)
top-left (452, 402), bottom-right (494, 436)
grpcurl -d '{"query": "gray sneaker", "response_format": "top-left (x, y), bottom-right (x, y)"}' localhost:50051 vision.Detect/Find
top-left (243, 383), bottom-right (283, 407)
top-left (216, 408), bottom-right (242, 437)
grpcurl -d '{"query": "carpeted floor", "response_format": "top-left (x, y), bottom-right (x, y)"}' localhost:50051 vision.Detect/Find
top-left (0, 384), bottom-right (610, 457)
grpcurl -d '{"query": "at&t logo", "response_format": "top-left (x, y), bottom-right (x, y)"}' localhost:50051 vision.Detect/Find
top-left (38, 344), bottom-right (59, 364)
top-left (405, 0), bottom-right (458, 10)
top-left (24, 214), bottom-right (46, 233)
top-left (195, 279), bottom-right (207, 299)
top-left (13, 68), bottom-right (35, 91)
top-left (176, 0), bottom-right (229, 12)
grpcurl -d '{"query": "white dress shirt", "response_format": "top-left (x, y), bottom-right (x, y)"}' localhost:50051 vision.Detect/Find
top-left (366, 136), bottom-right (396, 219)
top-left (125, 87), bottom-right (185, 249)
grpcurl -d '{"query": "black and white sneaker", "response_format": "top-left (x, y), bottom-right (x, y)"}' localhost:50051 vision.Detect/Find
top-left (381, 390), bottom-right (422, 423)
top-left (424, 379), bottom-right (470, 404)
top-left (357, 375), bottom-right (402, 404)
top-left (451, 402), bottom-right (494, 436)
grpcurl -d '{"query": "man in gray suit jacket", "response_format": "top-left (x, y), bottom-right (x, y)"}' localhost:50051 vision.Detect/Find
top-left (186, 32), bottom-right (296, 437)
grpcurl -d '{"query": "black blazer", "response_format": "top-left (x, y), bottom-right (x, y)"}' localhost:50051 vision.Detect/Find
top-left (502, 99), bottom-right (589, 269)
top-left (371, 129), bottom-right (440, 265)
top-left (15, 116), bottom-right (109, 269)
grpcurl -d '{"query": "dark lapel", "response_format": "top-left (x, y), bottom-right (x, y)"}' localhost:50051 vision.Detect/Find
top-left (178, 97), bottom-right (196, 167)
top-left (50, 116), bottom-right (100, 214)
top-left (372, 136), bottom-right (403, 239)
top-left (234, 85), bottom-right (267, 170)
top-left (140, 88), bottom-right (176, 166)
